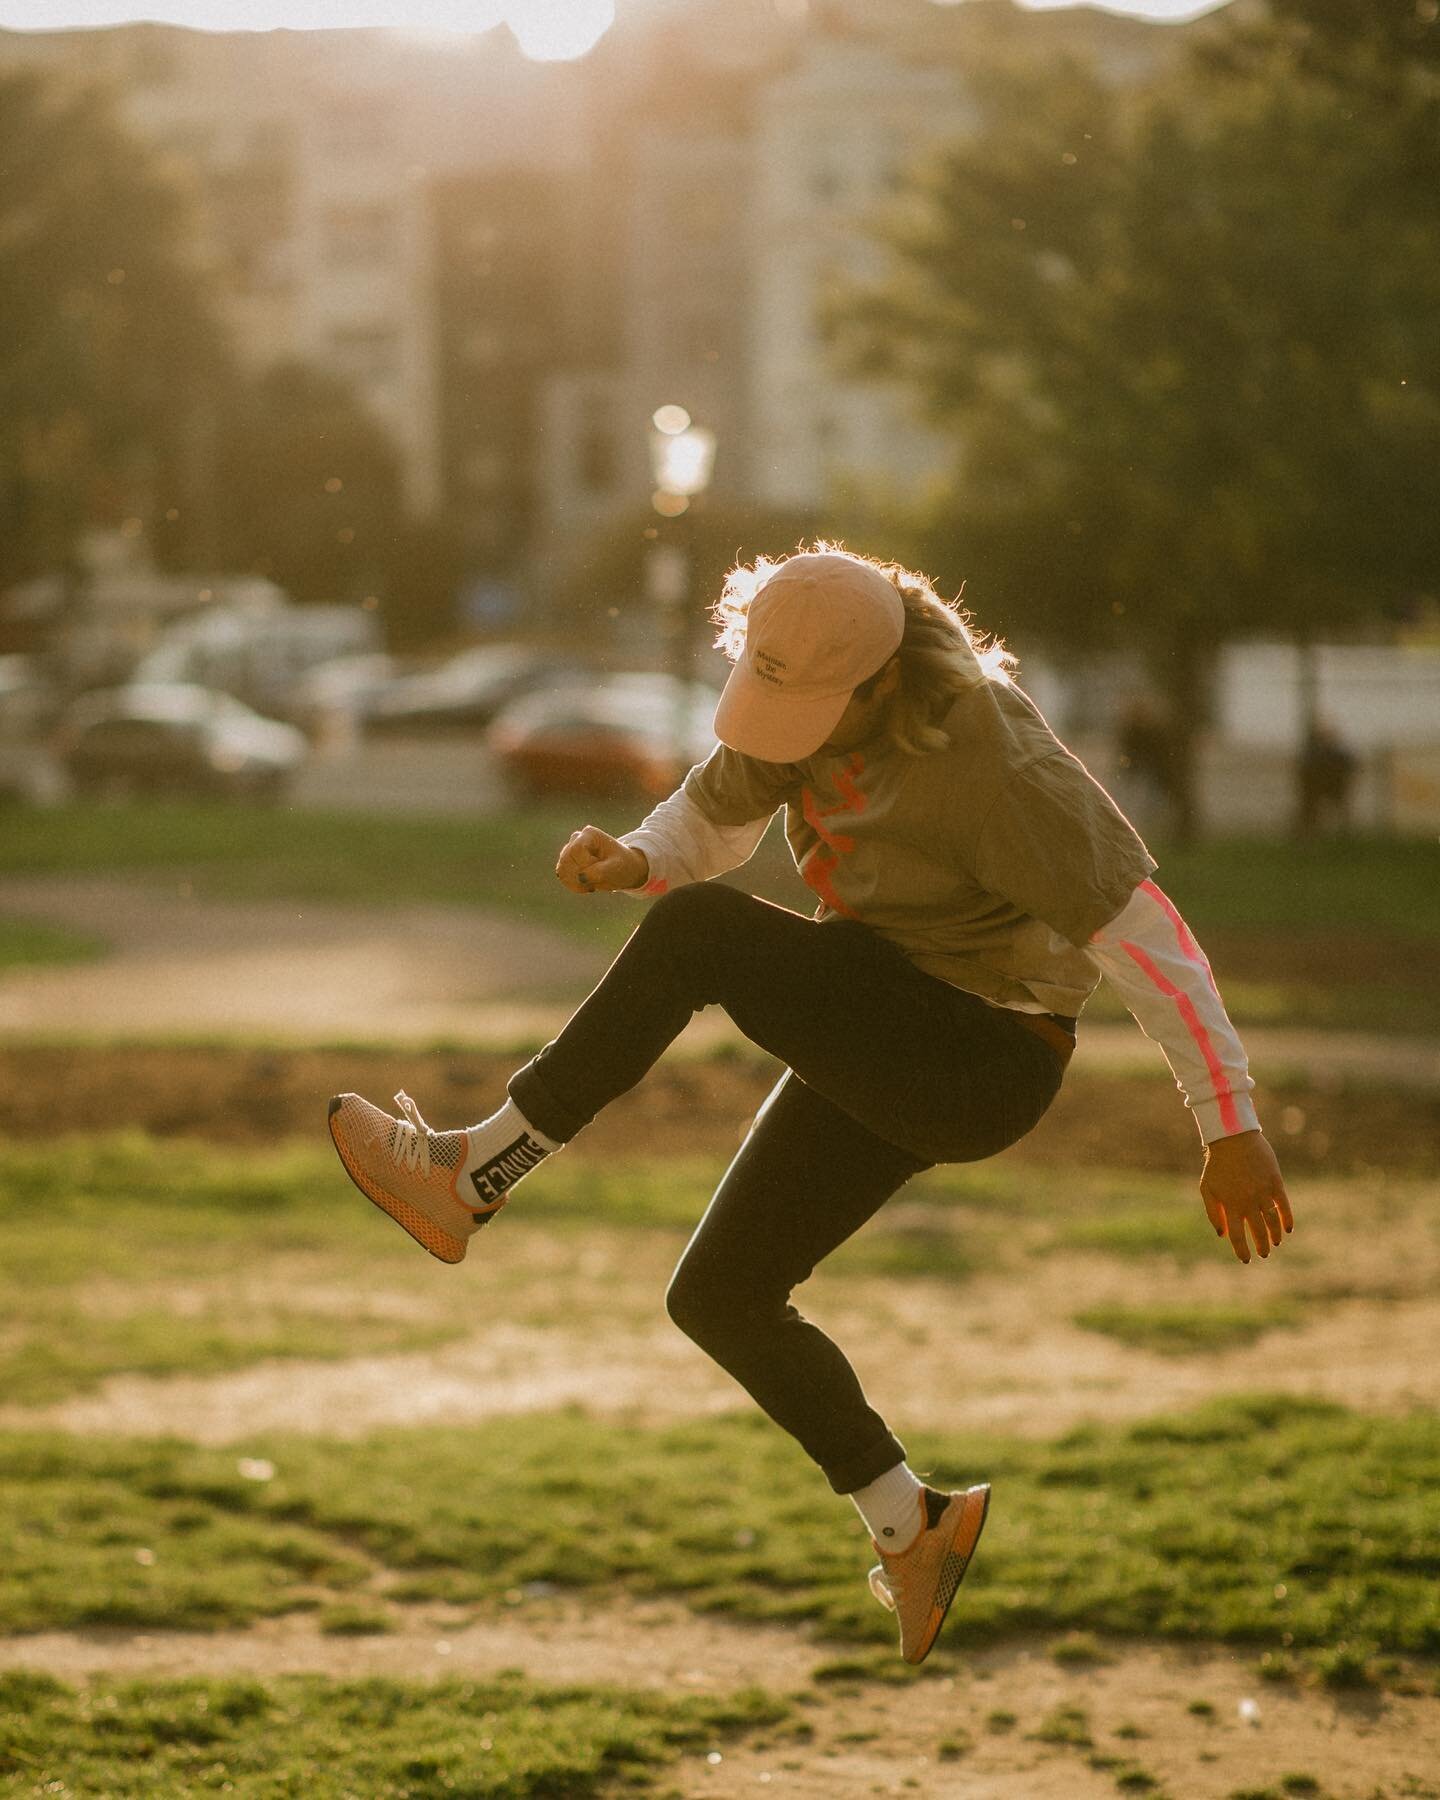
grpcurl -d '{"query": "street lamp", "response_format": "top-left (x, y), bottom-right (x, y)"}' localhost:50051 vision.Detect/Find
top-left (650, 406), bottom-right (716, 511)
top-left (646, 405), bottom-right (715, 773)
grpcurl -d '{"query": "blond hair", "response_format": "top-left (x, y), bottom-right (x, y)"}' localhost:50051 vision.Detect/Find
top-left (711, 542), bottom-right (1015, 757)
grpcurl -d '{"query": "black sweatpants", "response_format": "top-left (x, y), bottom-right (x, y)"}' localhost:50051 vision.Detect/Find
top-left (508, 882), bottom-right (1068, 1494)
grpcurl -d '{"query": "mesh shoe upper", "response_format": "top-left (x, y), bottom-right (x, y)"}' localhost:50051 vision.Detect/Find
top-left (870, 1484), bottom-right (991, 1665)
top-left (328, 1090), bottom-right (497, 1265)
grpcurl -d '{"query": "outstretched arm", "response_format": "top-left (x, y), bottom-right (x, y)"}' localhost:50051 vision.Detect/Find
top-left (1085, 879), bottom-right (1294, 1263)
top-left (553, 796), bottom-right (772, 896)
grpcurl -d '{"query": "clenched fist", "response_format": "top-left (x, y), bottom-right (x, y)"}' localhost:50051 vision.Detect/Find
top-left (555, 825), bottom-right (650, 895)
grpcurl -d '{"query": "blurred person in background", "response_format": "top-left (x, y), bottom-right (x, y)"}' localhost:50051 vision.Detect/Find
top-left (328, 546), bottom-right (1293, 1666)
top-left (1295, 717), bottom-right (1359, 838)
top-left (1114, 692), bottom-right (1182, 840)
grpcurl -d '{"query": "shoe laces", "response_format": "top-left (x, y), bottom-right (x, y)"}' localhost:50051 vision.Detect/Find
top-left (388, 1090), bottom-right (433, 1178)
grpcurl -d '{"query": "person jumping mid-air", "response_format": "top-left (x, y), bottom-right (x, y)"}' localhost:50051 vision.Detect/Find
top-left (328, 546), bottom-right (1294, 1666)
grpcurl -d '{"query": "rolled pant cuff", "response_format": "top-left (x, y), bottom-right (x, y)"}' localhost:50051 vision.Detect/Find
top-left (507, 1058), bottom-right (587, 1147)
top-left (826, 1433), bottom-right (909, 1497)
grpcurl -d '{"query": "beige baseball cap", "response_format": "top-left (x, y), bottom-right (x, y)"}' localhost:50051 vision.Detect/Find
top-left (713, 551), bottom-right (905, 762)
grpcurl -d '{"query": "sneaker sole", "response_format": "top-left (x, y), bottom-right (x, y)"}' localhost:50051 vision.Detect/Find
top-left (328, 1096), bottom-right (468, 1265)
top-left (909, 1484), bottom-right (991, 1666)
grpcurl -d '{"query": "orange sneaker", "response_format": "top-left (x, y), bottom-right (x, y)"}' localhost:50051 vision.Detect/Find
top-left (327, 1090), bottom-right (502, 1264)
top-left (867, 1484), bottom-right (991, 1665)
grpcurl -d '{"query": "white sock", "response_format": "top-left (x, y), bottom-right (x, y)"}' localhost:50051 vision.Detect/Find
top-left (460, 1098), bottom-right (561, 1208)
top-left (850, 1462), bottom-right (926, 1551)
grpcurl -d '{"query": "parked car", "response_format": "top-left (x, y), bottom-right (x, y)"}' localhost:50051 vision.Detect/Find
top-left (488, 674), bottom-right (719, 803)
top-left (365, 645), bottom-right (572, 734)
top-left (135, 601), bottom-right (381, 720)
top-left (57, 684), bottom-right (307, 801)
top-left (281, 652), bottom-right (404, 736)
top-left (0, 655), bottom-right (60, 740)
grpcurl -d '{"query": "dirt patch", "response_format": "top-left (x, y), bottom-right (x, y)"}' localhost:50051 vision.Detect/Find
top-left (0, 876), bottom-right (606, 1041)
top-left (2, 1041), bottom-right (1435, 1176)
top-left (0, 1606), bottom-right (1433, 1800)
top-left (3, 1184), bottom-right (1435, 1445)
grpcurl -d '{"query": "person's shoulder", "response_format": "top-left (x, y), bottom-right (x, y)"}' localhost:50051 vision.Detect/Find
top-left (688, 741), bottom-right (799, 806)
top-left (935, 674), bottom-right (1063, 763)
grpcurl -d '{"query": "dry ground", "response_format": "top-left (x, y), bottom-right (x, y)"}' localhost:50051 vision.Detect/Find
top-left (5, 1040), bottom-right (1438, 1174)
top-left (1, 1604), bottom-right (1435, 1800)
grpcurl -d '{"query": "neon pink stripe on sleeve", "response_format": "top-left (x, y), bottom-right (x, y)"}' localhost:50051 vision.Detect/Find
top-left (1119, 938), bottom-right (1243, 1134)
top-left (1139, 878), bottom-right (1227, 1003)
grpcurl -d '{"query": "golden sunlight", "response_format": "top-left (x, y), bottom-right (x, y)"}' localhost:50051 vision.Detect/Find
top-left (1, 2), bottom-right (618, 60)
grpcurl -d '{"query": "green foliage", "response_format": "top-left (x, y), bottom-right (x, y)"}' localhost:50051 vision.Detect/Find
top-left (1, 1396), bottom-right (1436, 1660)
top-left (0, 68), bottom-right (230, 587)
top-left (838, 50), bottom-right (1440, 649)
top-left (209, 362), bottom-right (403, 608)
top-left (829, 30), bottom-right (1440, 832)
top-left (0, 1669), bottom-right (788, 1797)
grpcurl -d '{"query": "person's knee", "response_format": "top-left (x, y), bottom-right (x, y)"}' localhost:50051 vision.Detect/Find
top-left (642, 880), bottom-right (750, 943)
top-left (666, 1254), bottom-right (778, 1352)
top-left (664, 1261), bottom-right (721, 1346)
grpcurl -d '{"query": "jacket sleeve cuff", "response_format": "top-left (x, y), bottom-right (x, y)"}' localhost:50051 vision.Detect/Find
top-left (617, 830), bottom-right (669, 897)
top-left (1193, 1093), bottom-right (1262, 1144)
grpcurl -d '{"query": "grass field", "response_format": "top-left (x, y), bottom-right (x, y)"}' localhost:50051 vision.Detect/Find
top-left (0, 1068), bottom-right (1436, 1795)
top-left (0, 916), bottom-right (102, 971)
top-left (2, 799), bottom-right (1437, 937)
top-left (0, 1132), bottom-right (1410, 1408)
top-left (3, 804), bottom-right (1437, 1038)
top-left (0, 1668), bottom-right (789, 1797)
top-left (3, 1400), bottom-right (1437, 1661)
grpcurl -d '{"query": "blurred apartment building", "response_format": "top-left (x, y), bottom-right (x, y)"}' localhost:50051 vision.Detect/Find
top-left (0, 0), bottom-right (1164, 611)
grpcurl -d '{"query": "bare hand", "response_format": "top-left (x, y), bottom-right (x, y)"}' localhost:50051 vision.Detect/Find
top-left (555, 825), bottom-right (649, 895)
top-left (1200, 1130), bottom-right (1294, 1264)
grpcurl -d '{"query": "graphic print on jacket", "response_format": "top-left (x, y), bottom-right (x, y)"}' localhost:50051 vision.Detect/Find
top-left (799, 752), bottom-right (867, 919)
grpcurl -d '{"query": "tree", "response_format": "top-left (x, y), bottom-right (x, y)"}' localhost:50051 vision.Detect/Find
top-left (210, 362), bottom-right (404, 607)
top-left (0, 67), bottom-right (231, 590)
top-left (829, 41), bottom-right (1440, 839)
